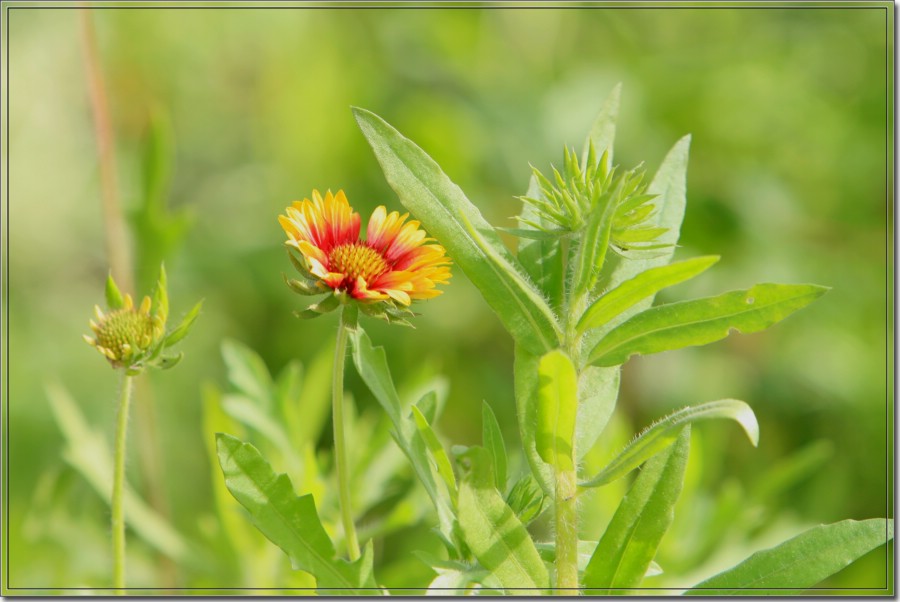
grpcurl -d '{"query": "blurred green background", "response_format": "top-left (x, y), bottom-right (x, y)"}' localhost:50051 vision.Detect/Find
top-left (5, 4), bottom-right (892, 593)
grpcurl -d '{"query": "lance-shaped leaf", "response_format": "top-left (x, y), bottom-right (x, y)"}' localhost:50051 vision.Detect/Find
top-left (686, 518), bottom-right (893, 595)
top-left (581, 399), bottom-right (757, 488)
top-left (577, 255), bottom-right (720, 334)
top-left (582, 83), bottom-right (621, 167)
top-left (164, 300), bottom-right (203, 347)
top-left (457, 447), bottom-right (549, 595)
top-left (482, 402), bottom-right (508, 493)
top-left (349, 329), bottom-right (456, 542)
top-left (354, 107), bottom-right (561, 355)
top-left (536, 350), bottom-right (578, 472)
top-left (516, 177), bottom-right (566, 314)
top-left (153, 263), bottom-right (169, 324)
top-left (583, 427), bottom-right (691, 593)
top-left (411, 405), bottom-right (458, 506)
top-left (216, 434), bottom-right (378, 594)
top-left (105, 272), bottom-right (125, 309)
top-left (221, 339), bottom-right (273, 409)
top-left (588, 283), bottom-right (829, 368)
top-left (574, 365), bottom-right (620, 462)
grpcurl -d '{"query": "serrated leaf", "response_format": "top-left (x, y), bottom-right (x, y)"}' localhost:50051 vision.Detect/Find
top-left (536, 349), bottom-right (578, 472)
top-left (411, 405), bottom-right (458, 506)
top-left (105, 272), bottom-right (125, 309)
top-left (164, 300), bottom-right (203, 347)
top-left (588, 283), bottom-right (829, 367)
top-left (685, 519), bottom-right (893, 595)
top-left (354, 107), bottom-right (561, 355)
top-left (215, 433), bottom-right (378, 594)
top-left (577, 256), bottom-right (720, 334)
top-left (583, 427), bottom-right (691, 594)
top-left (481, 402), bottom-right (508, 493)
top-left (580, 400), bottom-right (757, 488)
top-left (221, 339), bottom-right (273, 409)
top-left (457, 447), bottom-right (549, 594)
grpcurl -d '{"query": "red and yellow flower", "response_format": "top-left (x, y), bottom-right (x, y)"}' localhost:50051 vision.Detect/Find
top-left (279, 190), bottom-right (451, 317)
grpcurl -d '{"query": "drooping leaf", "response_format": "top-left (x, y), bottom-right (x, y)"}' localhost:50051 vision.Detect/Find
top-left (481, 402), bottom-right (508, 493)
top-left (583, 427), bottom-right (691, 593)
top-left (685, 519), bottom-right (894, 595)
top-left (577, 256), bottom-right (721, 334)
top-left (535, 349), bottom-right (579, 472)
top-left (221, 339), bottom-right (274, 409)
top-left (457, 447), bottom-right (549, 595)
top-left (215, 433), bottom-right (378, 594)
top-left (581, 399), bottom-right (757, 488)
top-left (349, 328), bottom-right (456, 542)
top-left (588, 283), bottom-right (829, 367)
top-left (46, 384), bottom-right (192, 563)
top-left (354, 107), bottom-right (561, 355)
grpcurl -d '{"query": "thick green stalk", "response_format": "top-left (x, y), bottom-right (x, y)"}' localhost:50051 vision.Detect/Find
top-left (111, 372), bottom-right (134, 591)
top-left (333, 307), bottom-right (360, 561)
top-left (555, 468), bottom-right (579, 593)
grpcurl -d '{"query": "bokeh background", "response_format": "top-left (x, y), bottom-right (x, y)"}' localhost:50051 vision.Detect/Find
top-left (5, 4), bottom-right (892, 593)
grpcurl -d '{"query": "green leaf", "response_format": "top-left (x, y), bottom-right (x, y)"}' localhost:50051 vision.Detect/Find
top-left (294, 293), bottom-right (341, 319)
top-left (481, 402), bottom-right (508, 493)
top-left (105, 272), bottom-right (125, 309)
top-left (457, 447), bottom-right (549, 594)
top-left (164, 300), bottom-right (203, 347)
top-left (281, 342), bottom-right (333, 449)
top-left (153, 263), bottom-right (169, 324)
top-left (685, 519), bottom-right (894, 595)
top-left (581, 399), bottom-right (757, 488)
top-left (516, 177), bottom-right (566, 314)
top-left (349, 328), bottom-right (456, 542)
top-left (353, 107), bottom-right (561, 355)
top-left (569, 182), bottom-right (618, 304)
top-left (215, 433), bottom-right (378, 594)
top-left (221, 394), bottom-right (299, 473)
top-left (582, 83), bottom-right (621, 167)
top-left (221, 339), bottom-right (273, 409)
top-left (514, 343), bottom-right (554, 496)
top-left (536, 350), bottom-right (578, 472)
top-left (583, 427), bottom-right (691, 593)
top-left (574, 365), bottom-right (620, 462)
top-left (505, 474), bottom-right (546, 525)
top-left (588, 283), bottom-right (829, 367)
top-left (411, 405), bottom-right (458, 506)
top-left (577, 256), bottom-right (721, 334)
top-left (46, 384), bottom-right (192, 563)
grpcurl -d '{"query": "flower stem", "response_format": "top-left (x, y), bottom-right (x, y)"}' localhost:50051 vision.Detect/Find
top-left (333, 307), bottom-right (361, 561)
top-left (111, 372), bottom-right (134, 591)
top-left (555, 467), bottom-right (579, 594)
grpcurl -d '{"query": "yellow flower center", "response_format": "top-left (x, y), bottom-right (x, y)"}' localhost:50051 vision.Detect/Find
top-left (96, 309), bottom-right (157, 363)
top-left (329, 242), bottom-right (388, 283)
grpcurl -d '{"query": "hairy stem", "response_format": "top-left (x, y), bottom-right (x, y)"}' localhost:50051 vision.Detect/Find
top-left (555, 468), bottom-right (579, 594)
top-left (111, 372), bottom-right (134, 591)
top-left (333, 307), bottom-right (361, 561)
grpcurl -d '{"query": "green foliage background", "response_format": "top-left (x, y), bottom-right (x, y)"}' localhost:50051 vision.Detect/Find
top-left (5, 4), bottom-right (891, 592)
